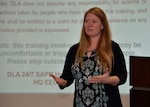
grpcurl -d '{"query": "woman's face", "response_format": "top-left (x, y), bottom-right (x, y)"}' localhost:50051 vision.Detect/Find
top-left (84, 13), bottom-right (103, 38)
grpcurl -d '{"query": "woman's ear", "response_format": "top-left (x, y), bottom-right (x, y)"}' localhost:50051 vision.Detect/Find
top-left (101, 21), bottom-right (104, 29)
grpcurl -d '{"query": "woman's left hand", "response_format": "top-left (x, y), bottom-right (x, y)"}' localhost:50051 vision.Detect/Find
top-left (88, 68), bottom-right (120, 86)
top-left (88, 71), bottom-right (110, 84)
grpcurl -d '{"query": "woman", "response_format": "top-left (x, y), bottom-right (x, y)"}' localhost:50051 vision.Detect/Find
top-left (50, 7), bottom-right (127, 107)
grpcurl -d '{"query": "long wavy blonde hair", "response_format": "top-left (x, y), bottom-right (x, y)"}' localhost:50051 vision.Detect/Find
top-left (75, 7), bottom-right (113, 72)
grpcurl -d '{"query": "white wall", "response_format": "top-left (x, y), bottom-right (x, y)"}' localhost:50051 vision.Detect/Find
top-left (0, 94), bottom-right (129, 107)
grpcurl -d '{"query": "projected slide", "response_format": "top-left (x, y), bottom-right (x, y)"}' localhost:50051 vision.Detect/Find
top-left (0, 0), bottom-right (149, 93)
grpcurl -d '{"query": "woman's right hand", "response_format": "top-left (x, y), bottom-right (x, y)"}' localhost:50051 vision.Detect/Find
top-left (50, 74), bottom-right (67, 87)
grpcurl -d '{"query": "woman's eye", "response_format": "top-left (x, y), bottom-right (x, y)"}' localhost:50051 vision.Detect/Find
top-left (84, 20), bottom-right (97, 23)
top-left (85, 20), bottom-right (89, 23)
top-left (93, 21), bottom-right (97, 23)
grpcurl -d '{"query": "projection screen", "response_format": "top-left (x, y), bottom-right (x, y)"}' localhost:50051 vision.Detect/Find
top-left (0, 0), bottom-right (150, 94)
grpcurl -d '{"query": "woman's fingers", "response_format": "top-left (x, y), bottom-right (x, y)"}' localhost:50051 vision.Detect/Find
top-left (88, 72), bottom-right (109, 84)
top-left (50, 73), bottom-right (67, 86)
top-left (49, 74), bottom-right (56, 79)
top-left (88, 76), bottom-right (100, 83)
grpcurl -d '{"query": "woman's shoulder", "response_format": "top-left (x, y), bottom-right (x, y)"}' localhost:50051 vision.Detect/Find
top-left (111, 40), bottom-right (123, 55)
top-left (111, 40), bottom-right (119, 47)
top-left (67, 43), bottom-right (79, 55)
top-left (69, 43), bottom-right (79, 51)
top-left (111, 40), bottom-right (121, 50)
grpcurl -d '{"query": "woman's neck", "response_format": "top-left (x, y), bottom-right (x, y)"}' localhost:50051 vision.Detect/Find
top-left (88, 36), bottom-right (100, 51)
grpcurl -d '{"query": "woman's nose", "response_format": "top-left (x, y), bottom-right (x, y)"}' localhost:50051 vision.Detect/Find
top-left (87, 21), bottom-right (92, 26)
